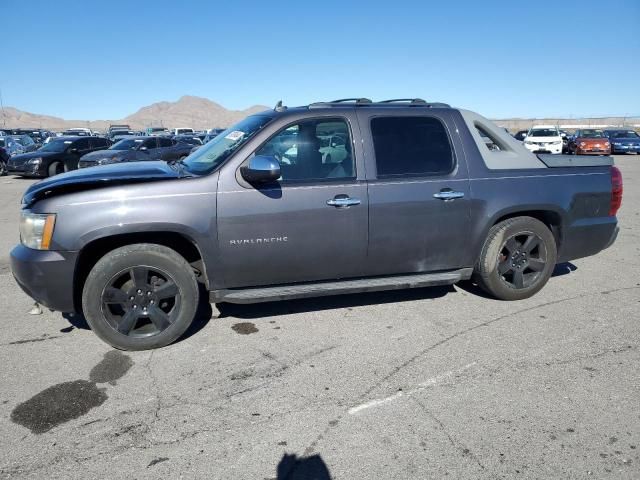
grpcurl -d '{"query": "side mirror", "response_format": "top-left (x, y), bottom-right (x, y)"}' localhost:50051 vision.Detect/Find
top-left (241, 155), bottom-right (281, 183)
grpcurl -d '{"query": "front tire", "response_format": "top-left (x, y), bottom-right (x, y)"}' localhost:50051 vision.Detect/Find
top-left (474, 216), bottom-right (557, 301)
top-left (48, 161), bottom-right (64, 177)
top-left (82, 243), bottom-right (199, 350)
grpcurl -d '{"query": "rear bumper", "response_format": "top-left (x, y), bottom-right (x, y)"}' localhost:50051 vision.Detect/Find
top-left (558, 217), bottom-right (619, 262)
top-left (10, 245), bottom-right (78, 312)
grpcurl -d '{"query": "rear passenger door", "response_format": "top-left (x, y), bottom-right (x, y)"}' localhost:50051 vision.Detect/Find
top-left (157, 137), bottom-right (176, 160)
top-left (139, 137), bottom-right (159, 160)
top-left (358, 111), bottom-right (472, 276)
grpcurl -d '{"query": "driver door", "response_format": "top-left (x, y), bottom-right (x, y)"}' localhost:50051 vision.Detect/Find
top-left (216, 115), bottom-right (369, 288)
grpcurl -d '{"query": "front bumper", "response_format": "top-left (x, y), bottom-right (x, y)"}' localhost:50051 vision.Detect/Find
top-left (7, 162), bottom-right (45, 177)
top-left (10, 245), bottom-right (78, 312)
top-left (524, 143), bottom-right (563, 154)
top-left (611, 144), bottom-right (640, 154)
top-left (575, 147), bottom-right (611, 155)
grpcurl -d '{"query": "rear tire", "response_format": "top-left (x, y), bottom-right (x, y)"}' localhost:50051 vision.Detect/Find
top-left (474, 216), bottom-right (557, 301)
top-left (0, 160), bottom-right (6, 176)
top-left (48, 161), bottom-right (63, 177)
top-left (82, 243), bottom-right (200, 350)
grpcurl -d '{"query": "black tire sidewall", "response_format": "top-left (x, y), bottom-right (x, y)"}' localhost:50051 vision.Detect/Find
top-left (48, 161), bottom-right (61, 177)
top-left (477, 217), bottom-right (557, 301)
top-left (82, 244), bottom-right (199, 350)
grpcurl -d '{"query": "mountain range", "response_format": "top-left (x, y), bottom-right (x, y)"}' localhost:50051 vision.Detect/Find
top-left (1, 96), bottom-right (636, 133)
top-left (0, 96), bottom-right (269, 132)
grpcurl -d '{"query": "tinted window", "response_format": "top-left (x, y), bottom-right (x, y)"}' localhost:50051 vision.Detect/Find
top-left (142, 138), bottom-right (158, 149)
top-left (74, 138), bottom-right (90, 150)
top-left (158, 137), bottom-right (173, 148)
top-left (371, 117), bottom-right (454, 177)
top-left (256, 118), bottom-right (354, 182)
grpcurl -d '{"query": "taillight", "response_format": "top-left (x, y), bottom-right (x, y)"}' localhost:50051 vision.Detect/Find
top-left (609, 166), bottom-right (623, 216)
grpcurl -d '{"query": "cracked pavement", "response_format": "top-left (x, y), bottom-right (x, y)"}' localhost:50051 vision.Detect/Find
top-left (0, 156), bottom-right (639, 479)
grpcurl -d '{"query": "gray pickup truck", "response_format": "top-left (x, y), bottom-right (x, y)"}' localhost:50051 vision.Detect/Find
top-left (10, 98), bottom-right (622, 350)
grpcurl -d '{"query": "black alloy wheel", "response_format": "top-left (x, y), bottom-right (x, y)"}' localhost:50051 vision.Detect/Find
top-left (101, 265), bottom-right (181, 337)
top-left (497, 232), bottom-right (547, 290)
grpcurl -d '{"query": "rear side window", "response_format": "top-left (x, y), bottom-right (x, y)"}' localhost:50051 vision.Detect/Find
top-left (158, 137), bottom-right (173, 147)
top-left (371, 117), bottom-right (454, 177)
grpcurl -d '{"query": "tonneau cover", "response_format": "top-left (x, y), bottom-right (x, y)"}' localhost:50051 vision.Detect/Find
top-left (537, 154), bottom-right (614, 168)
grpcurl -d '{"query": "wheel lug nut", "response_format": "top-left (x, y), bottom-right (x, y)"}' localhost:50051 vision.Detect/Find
top-left (137, 289), bottom-right (142, 294)
top-left (150, 300), bottom-right (154, 304)
top-left (133, 305), bottom-right (137, 309)
top-left (147, 291), bottom-right (152, 296)
top-left (129, 296), bottom-right (134, 301)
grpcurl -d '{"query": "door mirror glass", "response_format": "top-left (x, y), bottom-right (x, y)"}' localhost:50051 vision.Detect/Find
top-left (139, 146), bottom-right (148, 151)
top-left (241, 155), bottom-right (281, 183)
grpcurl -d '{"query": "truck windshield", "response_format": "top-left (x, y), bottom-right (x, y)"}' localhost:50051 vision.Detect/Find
top-left (529, 129), bottom-right (558, 137)
top-left (182, 115), bottom-right (273, 175)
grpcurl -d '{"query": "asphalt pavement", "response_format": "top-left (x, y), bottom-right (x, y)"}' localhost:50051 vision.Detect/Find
top-left (0, 156), bottom-right (638, 479)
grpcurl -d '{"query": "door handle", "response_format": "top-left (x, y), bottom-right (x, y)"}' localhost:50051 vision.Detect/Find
top-left (327, 196), bottom-right (361, 208)
top-left (433, 190), bottom-right (465, 201)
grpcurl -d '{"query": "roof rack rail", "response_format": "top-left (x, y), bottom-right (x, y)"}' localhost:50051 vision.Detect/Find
top-left (379, 98), bottom-right (427, 105)
top-left (308, 98), bottom-right (373, 108)
top-left (330, 98), bottom-right (373, 104)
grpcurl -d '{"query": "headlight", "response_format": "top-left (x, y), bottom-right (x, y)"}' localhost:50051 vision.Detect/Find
top-left (97, 156), bottom-right (120, 165)
top-left (19, 213), bottom-right (56, 250)
top-left (27, 157), bottom-right (42, 164)
top-left (579, 142), bottom-right (587, 147)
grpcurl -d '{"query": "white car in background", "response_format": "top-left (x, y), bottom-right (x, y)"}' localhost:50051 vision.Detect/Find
top-left (523, 125), bottom-right (563, 154)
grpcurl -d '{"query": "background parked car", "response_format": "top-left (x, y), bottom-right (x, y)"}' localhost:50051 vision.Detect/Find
top-left (78, 136), bottom-right (193, 168)
top-left (523, 126), bottom-right (563, 154)
top-left (513, 130), bottom-right (528, 141)
top-left (604, 129), bottom-right (640, 154)
top-left (173, 135), bottom-right (203, 147)
top-left (63, 128), bottom-right (92, 136)
top-left (6, 128), bottom-right (52, 144)
top-left (9, 134), bottom-right (39, 153)
top-left (0, 146), bottom-right (9, 175)
top-left (204, 128), bottom-right (225, 143)
top-left (7, 136), bottom-right (111, 177)
top-left (568, 129), bottom-right (611, 155)
top-left (0, 136), bottom-right (27, 156)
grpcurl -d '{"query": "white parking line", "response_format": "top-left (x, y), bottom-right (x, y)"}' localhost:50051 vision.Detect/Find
top-left (348, 362), bottom-right (477, 415)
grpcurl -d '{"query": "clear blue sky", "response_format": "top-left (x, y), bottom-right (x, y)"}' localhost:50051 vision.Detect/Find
top-left (2, 0), bottom-right (639, 120)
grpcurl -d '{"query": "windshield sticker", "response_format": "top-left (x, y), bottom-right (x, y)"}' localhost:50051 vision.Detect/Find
top-left (225, 131), bottom-right (244, 141)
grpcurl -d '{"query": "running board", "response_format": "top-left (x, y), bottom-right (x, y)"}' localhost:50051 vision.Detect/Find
top-left (210, 268), bottom-right (473, 304)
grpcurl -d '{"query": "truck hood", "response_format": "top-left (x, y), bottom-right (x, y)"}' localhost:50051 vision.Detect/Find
top-left (22, 160), bottom-right (193, 208)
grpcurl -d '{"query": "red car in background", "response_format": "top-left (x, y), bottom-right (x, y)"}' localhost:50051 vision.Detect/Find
top-left (568, 129), bottom-right (611, 155)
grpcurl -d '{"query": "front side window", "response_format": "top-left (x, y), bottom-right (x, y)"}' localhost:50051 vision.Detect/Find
top-left (255, 118), bottom-right (354, 182)
top-left (371, 116), bottom-right (454, 177)
top-left (158, 137), bottom-right (173, 148)
top-left (142, 138), bottom-right (158, 149)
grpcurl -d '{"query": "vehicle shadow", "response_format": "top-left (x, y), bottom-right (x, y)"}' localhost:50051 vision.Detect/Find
top-left (217, 284), bottom-right (454, 320)
top-left (60, 284), bottom-right (213, 344)
top-left (276, 453), bottom-right (332, 480)
top-left (455, 261), bottom-right (578, 299)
